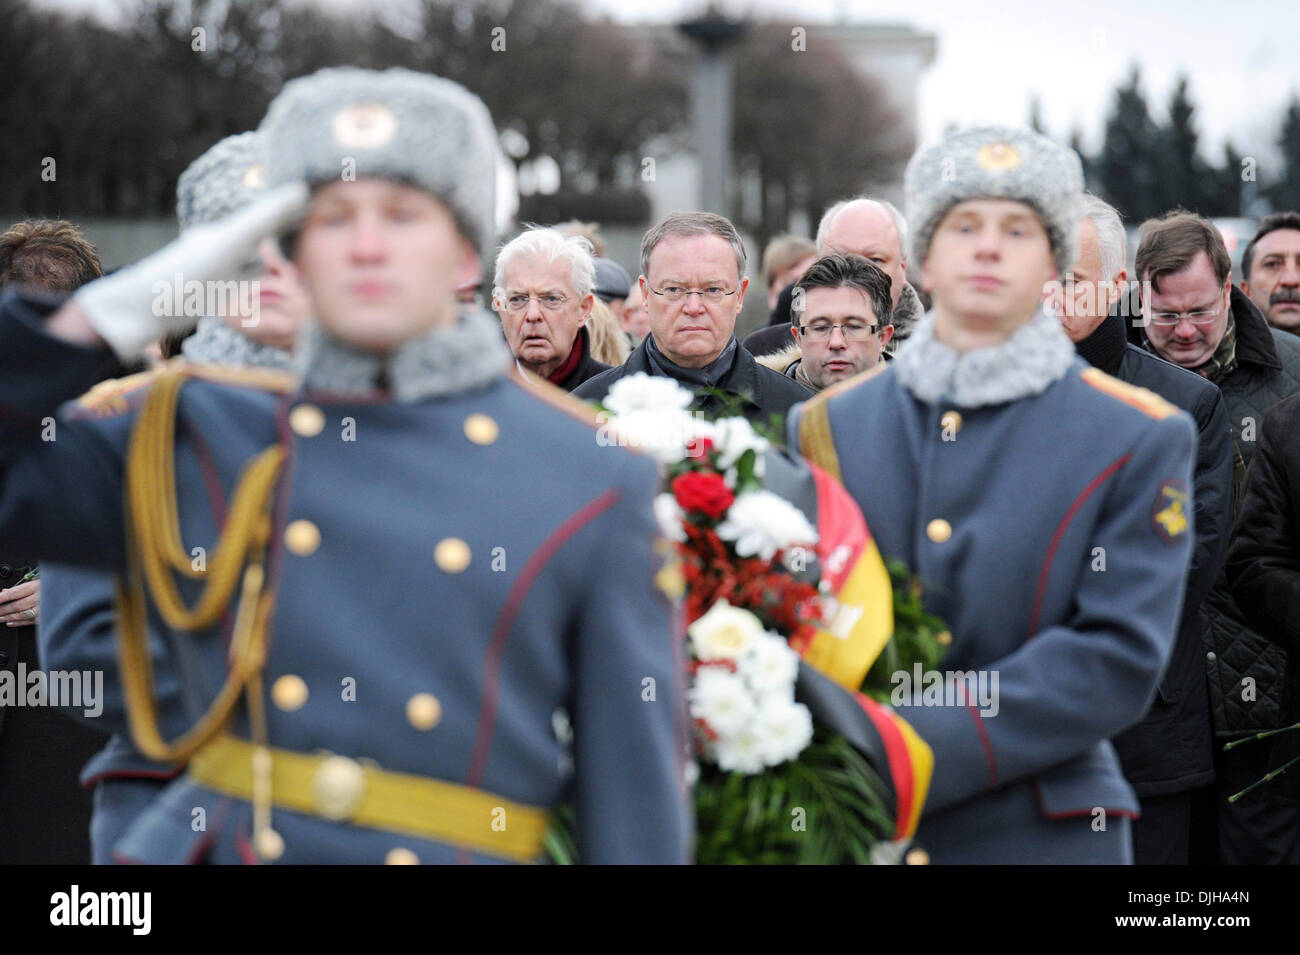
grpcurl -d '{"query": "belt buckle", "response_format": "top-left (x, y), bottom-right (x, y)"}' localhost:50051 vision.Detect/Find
top-left (313, 755), bottom-right (367, 821)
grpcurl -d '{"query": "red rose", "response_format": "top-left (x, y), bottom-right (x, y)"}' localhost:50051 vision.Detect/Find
top-left (672, 470), bottom-right (734, 520)
top-left (686, 435), bottom-right (715, 461)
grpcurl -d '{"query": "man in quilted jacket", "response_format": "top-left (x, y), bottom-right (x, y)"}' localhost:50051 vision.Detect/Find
top-left (1131, 210), bottom-right (1300, 863)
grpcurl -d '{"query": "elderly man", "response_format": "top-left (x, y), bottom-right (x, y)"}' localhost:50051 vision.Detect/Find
top-left (574, 211), bottom-right (811, 421)
top-left (6, 66), bottom-right (689, 864)
top-left (1130, 210), bottom-right (1300, 864)
top-left (744, 196), bottom-right (924, 358)
top-left (1241, 212), bottom-right (1300, 334)
top-left (757, 253), bottom-right (894, 393)
top-left (792, 126), bottom-right (1196, 863)
top-left (493, 227), bottom-right (609, 392)
top-left (1057, 194), bottom-right (1232, 864)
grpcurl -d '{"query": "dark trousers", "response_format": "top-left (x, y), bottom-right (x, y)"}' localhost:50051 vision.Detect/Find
top-left (0, 632), bottom-right (108, 863)
top-left (1133, 790), bottom-right (1194, 864)
top-left (1205, 739), bottom-right (1300, 864)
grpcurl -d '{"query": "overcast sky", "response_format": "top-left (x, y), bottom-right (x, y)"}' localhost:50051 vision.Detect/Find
top-left (586, 0), bottom-right (1299, 168)
top-left (41, 0), bottom-right (1300, 167)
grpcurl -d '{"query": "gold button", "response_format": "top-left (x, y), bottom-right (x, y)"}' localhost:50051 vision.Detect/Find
top-left (314, 755), bottom-right (367, 821)
top-left (406, 692), bottom-right (443, 731)
top-left (272, 674), bottom-right (309, 712)
top-left (463, 413), bottom-right (499, 446)
top-left (385, 847), bottom-right (420, 865)
top-left (936, 631), bottom-right (953, 647)
top-left (905, 847), bottom-right (930, 866)
top-left (926, 519), bottom-right (952, 544)
top-left (434, 537), bottom-right (471, 573)
top-left (940, 410), bottom-right (963, 434)
top-left (254, 828), bottom-right (285, 861)
top-left (290, 403), bottom-right (326, 438)
top-left (285, 519), bottom-right (321, 556)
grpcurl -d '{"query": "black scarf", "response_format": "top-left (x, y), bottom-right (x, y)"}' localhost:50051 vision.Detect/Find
top-left (644, 334), bottom-right (739, 389)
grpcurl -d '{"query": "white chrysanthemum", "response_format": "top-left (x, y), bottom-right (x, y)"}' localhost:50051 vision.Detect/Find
top-left (604, 373), bottom-right (694, 417)
top-left (713, 725), bottom-right (768, 774)
top-left (715, 490), bottom-right (818, 561)
top-left (688, 600), bottom-right (764, 661)
top-left (712, 416), bottom-right (770, 470)
top-left (611, 408), bottom-right (693, 464)
top-left (744, 631), bottom-right (801, 692)
top-left (753, 697), bottom-right (814, 766)
top-left (653, 493), bottom-right (687, 542)
top-left (689, 666), bottom-right (755, 737)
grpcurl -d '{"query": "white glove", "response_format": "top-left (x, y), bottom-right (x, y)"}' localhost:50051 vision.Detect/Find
top-left (73, 181), bottom-right (310, 360)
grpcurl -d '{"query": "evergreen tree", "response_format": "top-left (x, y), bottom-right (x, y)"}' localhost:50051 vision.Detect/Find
top-left (1028, 95), bottom-right (1046, 135)
top-left (1157, 75), bottom-right (1208, 214)
top-left (1207, 141), bottom-right (1244, 217)
top-left (1095, 66), bottom-right (1163, 221)
top-left (1271, 96), bottom-right (1300, 211)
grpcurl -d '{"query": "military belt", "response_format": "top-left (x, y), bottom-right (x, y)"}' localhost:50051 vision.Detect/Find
top-left (188, 734), bottom-right (550, 862)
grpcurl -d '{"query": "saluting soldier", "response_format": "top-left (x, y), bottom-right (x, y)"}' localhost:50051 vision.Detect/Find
top-left (6, 66), bottom-right (691, 864)
top-left (791, 127), bottom-right (1197, 863)
top-left (38, 130), bottom-right (311, 863)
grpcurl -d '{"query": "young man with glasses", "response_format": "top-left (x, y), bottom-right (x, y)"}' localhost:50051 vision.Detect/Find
top-left (1133, 210), bottom-right (1300, 864)
top-left (492, 227), bottom-right (610, 392)
top-left (574, 211), bottom-right (813, 421)
top-left (757, 253), bottom-right (894, 393)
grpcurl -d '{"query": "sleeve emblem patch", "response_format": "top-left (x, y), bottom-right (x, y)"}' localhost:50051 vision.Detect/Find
top-left (1152, 480), bottom-right (1190, 543)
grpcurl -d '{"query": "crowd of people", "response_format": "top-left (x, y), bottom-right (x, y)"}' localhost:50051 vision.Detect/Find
top-left (0, 63), bottom-right (1297, 865)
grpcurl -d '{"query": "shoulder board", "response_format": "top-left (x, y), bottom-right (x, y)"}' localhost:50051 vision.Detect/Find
top-left (1079, 367), bottom-right (1177, 421)
top-left (796, 363), bottom-right (889, 480)
top-left (75, 366), bottom-right (169, 415)
top-left (182, 361), bottom-right (298, 395)
top-left (506, 365), bottom-right (603, 429)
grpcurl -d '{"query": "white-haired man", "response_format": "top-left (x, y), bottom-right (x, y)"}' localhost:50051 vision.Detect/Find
top-left (493, 227), bottom-right (609, 392)
top-left (1056, 193), bottom-right (1232, 865)
top-left (743, 196), bottom-right (924, 358)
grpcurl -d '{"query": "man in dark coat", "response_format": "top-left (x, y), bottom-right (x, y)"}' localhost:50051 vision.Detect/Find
top-left (1225, 391), bottom-right (1300, 817)
top-left (574, 211), bottom-right (810, 423)
top-left (1129, 209), bottom-right (1300, 863)
top-left (1058, 195), bottom-right (1233, 863)
top-left (493, 226), bottom-right (609, 392)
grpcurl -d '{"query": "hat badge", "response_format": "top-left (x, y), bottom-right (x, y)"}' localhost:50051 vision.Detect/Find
top-left (241, 164), bottom-right (266, 189)
top-left (977, 142), bottom-right (1021, 171)
top-left (331, 102), bottom-right (398, 149)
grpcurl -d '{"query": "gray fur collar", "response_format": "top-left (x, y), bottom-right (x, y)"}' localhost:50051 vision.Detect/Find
top-left (181, 316), bottom-right (296, 371)
top-left (892, 305), bottom-right (1075, 407)
top-left (886, 282), bottom-right (924, 354)
top-left (296, 307), bottom-right (511, 401)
